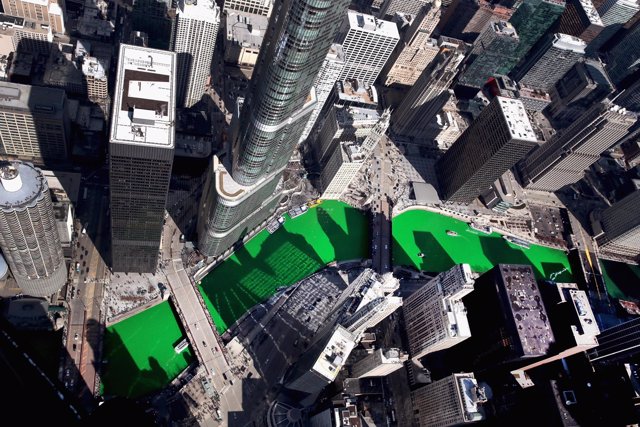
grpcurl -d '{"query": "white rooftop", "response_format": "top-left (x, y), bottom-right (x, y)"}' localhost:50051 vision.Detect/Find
top-left (178, 0), bottom-right (220, 22)
top-left (347, 11), bottom-right (399, 39)
top-left (496, 97), bottom-right (538, 142)
top-left (312, 326), bottom-right (357, 382)
top-left (110, 44), bottom-right (176, 148)
top-left (456, 374), bottom-right (486, 422)
top-left (576, 0), bottom-right (603, 25)
top-left (552, 33), bottom-right (587, 53)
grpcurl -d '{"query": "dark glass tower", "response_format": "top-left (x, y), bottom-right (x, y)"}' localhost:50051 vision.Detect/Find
top-left (198, 0), bottom-right (350, 257)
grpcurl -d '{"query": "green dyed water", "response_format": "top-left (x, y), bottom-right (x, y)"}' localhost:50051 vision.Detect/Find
top-left (101, 301), bottom-right (193, 398)
top-left (600, 259), bottom-right (640, 301)
top-left (198, 200), bottom-right (370, 333)
top-left (392, 208), bottom-right (573, 281)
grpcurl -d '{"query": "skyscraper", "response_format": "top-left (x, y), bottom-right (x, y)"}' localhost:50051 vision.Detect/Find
top-left (197, 0), bottom-right (350, 258)
top-left (337, 11), bottom-right (400, 86)
top-left (131, 0), bottom-right (175, 49)
top-left (511, 33), bottom-right (586, 91)
top-left (223, 0), bottom-right (273, 16)
top-left (457, 20), bottom-right (520, 89)
top-left (556, 0), bottom-right (604, 42)
top-left (588, 0), bottom-right (640, 54)
top-left (0, 162), bottom-right (66, 296)
top-left (378, 0), bottom-right (429, 17)
top-left (0, 82), bottom-right (69, 164)
top-left (587, 316), bottom-right (640, 364)
top-left (605, 17), bottom-right (640, 85)
top-left (172, 0), bottom-right (221, 108)
top-left (391, 37), bottom-right (467, 137)
top-left (298, 44), bottom-right (345, 144)
top-left (109, 45), bottom-right (176, 273)
top-left (351, 348), bottom-right (408, 378)
top-left (403, 264), bottom-right (476, 360)
top-left (520, 101), bottom-right (636, 191)
top-left (411, 373), bottom-right (487, 426)
top-left (596, 190), bottom-right (640, 259)
top-left (384, 1), bottom-right (442, 87)
top-left (436, 96), bottom-right (538, 204)
top-left (1, 0), bottom-right (66, 34)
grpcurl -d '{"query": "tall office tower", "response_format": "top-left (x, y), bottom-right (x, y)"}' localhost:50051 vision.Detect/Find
top-left (172, 0), bottom-right (221, 108)
top-left (403, 264), bottom-right (476, 360)
top-left (587, 316), bottom-right (640, 364)
top-left (520, 102), bottom-right (636, 191)
top-left (378, 0), bottom-right (429, 17)
top-left (595, 190), bottom-right (640, 259)
top-left (436, 97), bottom-right (538, 204)
top-left (605, 18), bottom-right (640, 85)
top-left (351, 348), bottom-right (408, 378)
top-left (384, 2), bottom-right (442, 87)
top-left (0, 162), bottom-right (65, 296)
top-left (463, 264), bottom-right (555, 367)
top-left (0, 82), bottom-right (69, 164)
top-left (506, 0), bottom-right (566, 72)
top-left (131, 0), bottom-right (175, 49)
top-left (224, 0), bottom-right (273, 16)
top-left (511, 33), bottom-right (586, 91)
top-left (588, 0), bottom-right (640, 53)
top-left (109, 45), bottom-right (176, 273)
top-left (557, 0), bottom-right (604, 42)
top-left (545, 59), bottom-right (614, 127)
top-left (411, 373), bottom-right (487, 426)
top-left (457, 20), bottom-right (519, 89)
top-left (437, 0), bottom-right (481, 42)
top-left (616, 78), bottom-right (640, 111)
top-left (0, 13), bottom-right (54, 55)
top-left (82, 56), bottom-right (109, 103)
top-left (197, 0), bottom-right (350, 258)
top-left (298, 44), bottom-right (345, 144)
top-left (285, 325), bottom-right (358, 396)
top-left (341, 291), bottom-right (403, 338)
top-left (391, 37), bottom-right (466, 136)
top-left (1, 0), bottom-right (65, 34)
top-left (337, 12), bottom-right (400, 86)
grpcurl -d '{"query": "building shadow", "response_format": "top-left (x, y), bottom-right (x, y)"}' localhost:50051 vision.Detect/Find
top-left (478, 236), bottom-right (535, 275)
top-left (599, 259), bottom-right (640, 301)
top-left (316, 205), bottom-right (370, 261)
top-left (411, 230), bottom-right (456, 273)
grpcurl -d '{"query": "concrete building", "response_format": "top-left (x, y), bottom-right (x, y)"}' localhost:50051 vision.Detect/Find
top-left (0, 82), bottom-right (69, 163)
top-left (224, 10), bottom-right (268, 68)
top-left (321, 142), bottom-right (366, 200)
top-left (483, 75), bottom-right (552, 112)
top-left (197, 0), bottom-right (350, 258)
top-left (588, 0), bottom-right (639, 54)
top-left (391, 37), bottom-right (466, 137)
top-left (596, 190), bottom-right (640, 259)
top-left (605, 17), bottom-right (640, 85)
top-left (521, 101), bottom-right (636, 192)
top-left (82, 55), bottom-right (109, 102)
top-left (0, 162), bottom-right (66, 296)
top-left (172, 0), bottom-right (220, 108)
top-left (378, 0), bottom-right (429, 17)
top-left (587, 316), bottom-right (640, 364)
top-left (403, 264), bottom-right (476, 360)
top-left (411, 373), bottom-right (487, 426)
top-left (384, 2), bottom-right (442, 87)
top-left (556, 0), bottom-right (604, 42)
top-left (511, 33), bottom-right (586, 91)
top-left (436, 96), bottom-right (538, 204)
top-left (352, 348), bottom-right (408, 378)
top-left (0, 0), bottom-right (65, 34)
top-left (43, 170), bottom-right (80, 250)
top-left (337, 12), bottom-right (399, 86)
top-left (109, 45), bottom-right (176, 273)
top-left (298, 44), bottom-right (345, 144)
top-left (0, 13), bottom-right (53, 55)
top-left (458, 20), bottom-right (519, 89)
top-left (223, 0), bottom-right (273, 16)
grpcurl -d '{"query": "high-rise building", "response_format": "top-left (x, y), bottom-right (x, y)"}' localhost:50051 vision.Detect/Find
top-left (595, 190), bottom-right (640, 259)
top-left (436, 96), bottom-right (538, 204)
top-left (605, 18), bottom-right (640, 85)
top-left (109, 45), bottom-right (176, 273)
top-left (411, 373), bottom-right (487, 426)
top-left (556, 0), bottom-right (604, 42)
top-left (337, 12), bottom-right (400, 86)
top-left (545, 58), bottom-right (614, 127)
top-left (0, 162), bottom-right (66, 296)
top-left (172, 0), bottom-right (221, 108)
top-left (403, 264), bottom-right (476, 360)
top-left (351, 348), bottom-right (408, 378)
top-left (0, 13), bottom-right (54, 55)
top-left (0, 82), bottom-right (69, 164)
top-left (298, 44), bottom-right (345, 144)
top-left (587, 316), bottom-right (640, 364)
top-left (131, 0), bottom-right (175, 49)
top-left (506, 0), bottom-right (566, 72)
top-left (0, 0), bottom-right (66, 34)
top-left (588, 0), bottom-right (640, 53)
top-left (82, 56), bottom-right (109, 103)
top-left (511, 33), bottom-right (586, 91)
top-left (520, 101), bottom-right (636, 191)
top-left (378, 0), bottom-right (429, 17)
top-left (458, 20), bottom-right (520, 90)
top-left (391, 37), bottom-right (466, 137)
top-left (384, 2), bottom-right (442, 87)
top-left (224, 0), bottom-right (273, 16)
top-left (197, 0), bottom-right (350, 258)
top-left (223, 10), bottom-right (268, 69)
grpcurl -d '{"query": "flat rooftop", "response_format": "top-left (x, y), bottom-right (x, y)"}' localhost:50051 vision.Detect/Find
top-left (552, 33), bottom-right (587, 53)
top-left (178, 0), bottom-right (220, 21)
top-left (496, 96), bottom-right (538, 142)
top-left (0, 82), bottom-right (65, 119)
top-left (347, 11), bottom-right (399, 40)
top-left (312, 326), bottom-right (357, 381)
top-left (110, 44), bottom-right (176, 148)
top-left (225, 10), bottom-right (268, 45)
